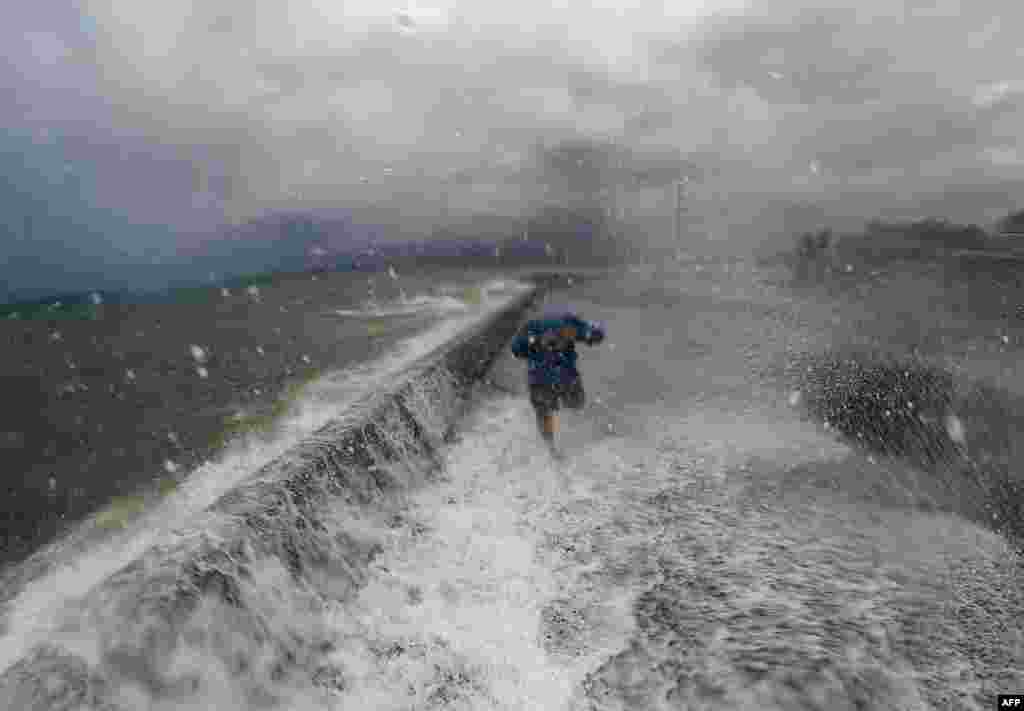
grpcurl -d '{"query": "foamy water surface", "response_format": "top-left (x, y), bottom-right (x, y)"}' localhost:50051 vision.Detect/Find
top-left (2, 263), bottom-right (1020, 710)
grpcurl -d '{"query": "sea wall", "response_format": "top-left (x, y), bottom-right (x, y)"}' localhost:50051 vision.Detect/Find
top-left (0, 286), bottom-right (541, 709)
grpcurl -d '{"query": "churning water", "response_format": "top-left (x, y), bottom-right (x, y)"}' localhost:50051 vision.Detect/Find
top-left (1, 263), bottom-right (1021, 710)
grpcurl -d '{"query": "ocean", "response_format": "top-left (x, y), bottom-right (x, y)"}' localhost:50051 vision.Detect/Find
top-left (0, 266), bottom-right (521, 573)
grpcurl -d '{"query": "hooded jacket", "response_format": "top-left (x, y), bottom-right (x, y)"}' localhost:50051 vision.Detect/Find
top-left (510, 310), bottom-right (605, 385)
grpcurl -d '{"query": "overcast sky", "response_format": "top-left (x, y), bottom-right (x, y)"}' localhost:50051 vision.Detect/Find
top-left (3, 0), bottom-right (1024, 293)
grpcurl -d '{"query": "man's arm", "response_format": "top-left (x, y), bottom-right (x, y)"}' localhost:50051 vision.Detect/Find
top-left (510, 326), bottom-right (531, 358)
top-left (575, 318), bottom-right (605, 345)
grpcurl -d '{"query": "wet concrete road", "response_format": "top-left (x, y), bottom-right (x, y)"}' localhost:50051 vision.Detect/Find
top-left (320, 260), bottom-right (1022, 710)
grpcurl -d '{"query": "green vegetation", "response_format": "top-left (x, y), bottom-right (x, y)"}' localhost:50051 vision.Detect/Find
top-left (94, 477), bottom-right (180, 530)
top-left (460, 285), bottom-right (483, 306)
top-left (992, 208), bottom-right (1024, 235)
top-left (0, 302), bottom-right (98, 321)
top-left (228, 271), bottom-right (279, 290)
top-left (207, 367), bottom-right (323, 450)
top-left (783, 216), bottom-right (1003, 277)
top-left (95, 495), bottom-right (147, 530)
top-left (157, 477), bottom-right (178, 497)
top-left (167, 284), bottom-right (217, 306)
top-left (166, 270), bottom-right (281, 305)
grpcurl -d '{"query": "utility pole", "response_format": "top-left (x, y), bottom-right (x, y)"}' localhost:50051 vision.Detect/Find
top-left (673, 179), bottom-right (688, 259)
top-left (614, 151), bottom-right (624, 241)
top-left (441, 183), bottom-right (449, 227)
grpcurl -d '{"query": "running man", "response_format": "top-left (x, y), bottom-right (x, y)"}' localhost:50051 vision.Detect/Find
top-left (510, 307), bottom-right (605, 457)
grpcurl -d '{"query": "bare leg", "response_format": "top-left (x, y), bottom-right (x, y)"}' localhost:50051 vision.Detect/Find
top-left (542, 413), bottom-right (559, 442)
top-left (536, 410), bottom-right (557, 443)
top-left (541, 412), bottom-right (565, 463)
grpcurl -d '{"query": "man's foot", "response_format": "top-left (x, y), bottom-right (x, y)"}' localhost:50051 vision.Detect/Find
top-left (546, 440), bottom-right (566, 462)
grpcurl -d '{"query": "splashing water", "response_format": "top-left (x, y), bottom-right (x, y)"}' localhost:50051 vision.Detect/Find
top-left (3, 263), bottom-right (1019, 709)
top-left (0, 285), bottom-right (531, 678)
top-left (331, 278), bottom-right (513, 318)
top-left (303, 397), bottom-right (641, 711)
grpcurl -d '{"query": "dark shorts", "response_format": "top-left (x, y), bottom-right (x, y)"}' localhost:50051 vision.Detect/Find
top-left (529, 379), bottom-right (585, 415)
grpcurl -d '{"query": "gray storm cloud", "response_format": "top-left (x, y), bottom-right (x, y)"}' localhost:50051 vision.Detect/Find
top-left (690, 1), bottom-right (1024, 185)
top-left (4, 0), bottom-right (1024, 294)
top-left (77, 0), bottom-right (742, 224)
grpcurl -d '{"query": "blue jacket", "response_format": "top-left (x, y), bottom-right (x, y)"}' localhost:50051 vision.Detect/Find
top-left (511, 311), bottom-right (605, 385)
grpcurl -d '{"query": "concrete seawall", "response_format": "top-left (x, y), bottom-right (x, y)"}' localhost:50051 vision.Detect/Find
top-left (0, 285), bottom-right (542, 708)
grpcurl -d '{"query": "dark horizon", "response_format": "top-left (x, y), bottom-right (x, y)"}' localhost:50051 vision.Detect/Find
top-left (1, 199), bottom-right (634, 306)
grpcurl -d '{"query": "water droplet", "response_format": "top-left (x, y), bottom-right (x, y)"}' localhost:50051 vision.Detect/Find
top-left (302, 355), bottom-right (311, 364)
top-left (48, 476), bottom-right (57, 492)
top-left (945, 414), bottom-right (966, 444)
top-left (90, 292), bottom-right (103, 305)
top-left (395, 11), bottom-right (416, 30)
top-left (164, 460), bottom-right (178, 473)
top-left (189, 344), bottom-right (207, 363)
top-left (388, 266), bottom-right (398, 280)
top-left (256, 346), bottom-right (265, 356)
top-left (49, 331), bottom-right (62, 342)
top-left (125, 369), bottom-right (136, 381)
top-left (222, 288), bottom-right (231, 297)
top-left (196, 366), bottom-right (209, 378)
